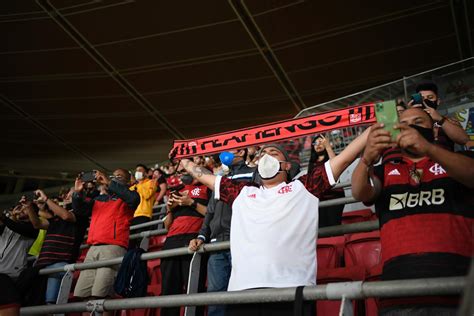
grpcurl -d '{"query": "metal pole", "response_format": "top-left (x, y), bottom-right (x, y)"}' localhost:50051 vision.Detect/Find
top-left (403, 76), bottom-right (408, 102)
top-left (450, 0), bottom-right (464, 60)
top-left (20, 277), bottom-right (466, 315)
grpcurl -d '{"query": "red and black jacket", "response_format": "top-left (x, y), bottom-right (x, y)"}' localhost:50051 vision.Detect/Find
top-left (73, 181), bottom-right (140, 248)
top-left (163, 183), bottom-right (210, 250)
top-left (373, 154), bottom-right (473, 283)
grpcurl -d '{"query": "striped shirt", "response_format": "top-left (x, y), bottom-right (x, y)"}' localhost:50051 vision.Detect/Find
top-left (34, 216), bottom-right (76, 267)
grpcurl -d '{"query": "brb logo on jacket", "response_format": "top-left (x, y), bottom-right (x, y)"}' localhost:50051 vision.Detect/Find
top-left (278, 184), bottom-right (293, 195)
top-left (389, 189), bottom-right (445, 211)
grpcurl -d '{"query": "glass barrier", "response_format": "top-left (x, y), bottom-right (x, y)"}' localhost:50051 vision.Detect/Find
top-left (295, 57), bottom-right (474, 152)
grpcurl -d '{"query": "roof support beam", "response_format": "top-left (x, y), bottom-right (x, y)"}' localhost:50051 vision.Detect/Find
top-left (36, 0), bottom-right (185, 140)
top-left (228, 0), bottom-right (306, 112)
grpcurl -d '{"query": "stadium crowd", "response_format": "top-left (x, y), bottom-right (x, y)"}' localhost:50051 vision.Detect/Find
top-left (0, 82), bottom-right (473, 316)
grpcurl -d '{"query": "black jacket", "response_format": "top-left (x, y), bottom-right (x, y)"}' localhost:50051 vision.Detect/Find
top-left (197, 161), bottom-right (255, 243)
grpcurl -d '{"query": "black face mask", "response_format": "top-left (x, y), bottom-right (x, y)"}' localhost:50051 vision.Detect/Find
top-left (423, 99), bottom-right (438, 109)
top-left (180, 174), bottom-right (193, 185)
top-left (409, 124), bottom-right (435, 143)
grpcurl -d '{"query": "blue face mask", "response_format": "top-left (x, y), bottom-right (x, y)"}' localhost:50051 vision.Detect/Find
top-left (219, 152), bottom-right (234, 166)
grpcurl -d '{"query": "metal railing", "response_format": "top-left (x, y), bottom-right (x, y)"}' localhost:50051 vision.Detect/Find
top-left (20, 277), bottom-right (466, 315)
top-left (78, 195), bottom-right (360, 250)
top-left (40, 219), bottom-right (379, 276)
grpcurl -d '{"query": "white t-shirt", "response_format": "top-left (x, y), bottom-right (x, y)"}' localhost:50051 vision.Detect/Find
top-left (215, 161), bottom-right (336, 291)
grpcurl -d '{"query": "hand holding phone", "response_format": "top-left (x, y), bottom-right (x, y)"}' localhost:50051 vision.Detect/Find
top-left (80, 171), bottom-right (96, 182)
top-left (375, 100), bottom-right (400, 141)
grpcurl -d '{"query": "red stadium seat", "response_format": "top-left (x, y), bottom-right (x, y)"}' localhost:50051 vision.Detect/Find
top-left (344, 231), bottom-right (381, 272)
top-left (149, 235), bottom-right (167, 252)
top-left (316, 266), bottom-right (366, 316)
top-left (147, 258), bottom-right (162, 296)
top-left (341, 209), bottom-right (375, 225)
top-left (317, 236), bottom-right (345, 271)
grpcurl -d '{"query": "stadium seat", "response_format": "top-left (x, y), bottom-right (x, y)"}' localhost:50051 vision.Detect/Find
top-left (341, 209), bottom-right (375, 225)
top-left (317, 236), bottom-right (345, 271)
top-left (147, 258), bottom-right (162, 296)
top-left (316, 266), bottom-right (366, 316)
top-left (148, 235), bottom-right (167, 251)
top-left (344, 231), bottom-right (381, 272)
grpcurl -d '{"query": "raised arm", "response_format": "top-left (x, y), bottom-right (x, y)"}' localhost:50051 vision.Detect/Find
top-left (72, 177), bottom-right (94, 217)
top-left (3, 205), bottom-right (39, 239)
top-left (106, 180), bottom-right (141, 210)
top-left (25, 202), bottom-right (49, 230)
top-left (397, 124), bottom-right (474, 188)
top-left (321, 135), bottom-right (336, 159)
top-left (180, 158), bottom-right (216, 190)
top-left (36, 190), bottom-right (76, 222)
top-left (351, 124), bottom-right (390, 202)
top-left (329, 127), bottom-right (371, 181)
top-left (425, 106), bottom-right (469, 145)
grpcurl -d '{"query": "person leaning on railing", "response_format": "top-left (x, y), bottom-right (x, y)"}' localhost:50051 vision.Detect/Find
top-left (351, 107), bottom-right (474, 316)
top-left (71, 169), bottom-right (140, 316)
top-left (169, 128), bottom-right (370, 316)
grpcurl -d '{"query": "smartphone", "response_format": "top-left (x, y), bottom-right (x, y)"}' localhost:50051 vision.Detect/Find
top-left (375, 100), bottom-right (400, 140)
top-left (411, 93), bottom-right (424, 107)
top-left (81, 171), bottom-right (96, 182)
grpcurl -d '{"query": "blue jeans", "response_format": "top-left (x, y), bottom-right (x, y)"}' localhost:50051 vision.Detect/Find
top-left (207, 250), bottom-right (232, 316)
top-left (44, 262), bottom-right (68, 304)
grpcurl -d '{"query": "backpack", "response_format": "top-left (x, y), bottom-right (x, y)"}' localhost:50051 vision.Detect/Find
top-left (114, 248), bottom-right (148, 298)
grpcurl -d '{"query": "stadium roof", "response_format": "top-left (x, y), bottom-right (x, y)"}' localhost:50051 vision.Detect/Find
top-left (1, 0), bottom-right (472, 179)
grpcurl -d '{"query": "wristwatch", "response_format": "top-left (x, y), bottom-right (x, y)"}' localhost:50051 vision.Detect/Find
top-left (191, 200), bottom-right (198, 209)
top-left (435, 116), bottom-right (446, 127)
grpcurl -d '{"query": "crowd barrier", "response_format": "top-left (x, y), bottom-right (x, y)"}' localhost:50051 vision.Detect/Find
top-left (21, 277), bottom-right (466, 315)
top-left (78, 195), bottom-right (359, 250)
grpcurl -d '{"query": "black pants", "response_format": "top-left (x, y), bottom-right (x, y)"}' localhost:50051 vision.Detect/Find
top-left (160, 254), bottom-right (207, 316)
top-left (226, 301), bottom-right (315, 316)
top-left (128, 216), bottom-right (150, 250)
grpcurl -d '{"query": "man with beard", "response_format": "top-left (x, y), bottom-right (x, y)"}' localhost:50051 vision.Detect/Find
top-left (351, 108), bottom-right (474, 315)
top-left (72, 169), bottom-right (140, 315)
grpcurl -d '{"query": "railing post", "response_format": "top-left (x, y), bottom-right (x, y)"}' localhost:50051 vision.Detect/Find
top-left (339, 295), bottom-right (354, 316)
top-left (86, 299), bottom-right (105, 316)
top-left (184, 252), bottom-right (202, 316)
top-left (53, 267), bottom-right (75, 316)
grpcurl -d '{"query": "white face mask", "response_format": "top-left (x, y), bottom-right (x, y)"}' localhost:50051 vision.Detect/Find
top-left (257, 154), bottom-right (283, 179)
top-left (135, 171), bottom-right (144, 181)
